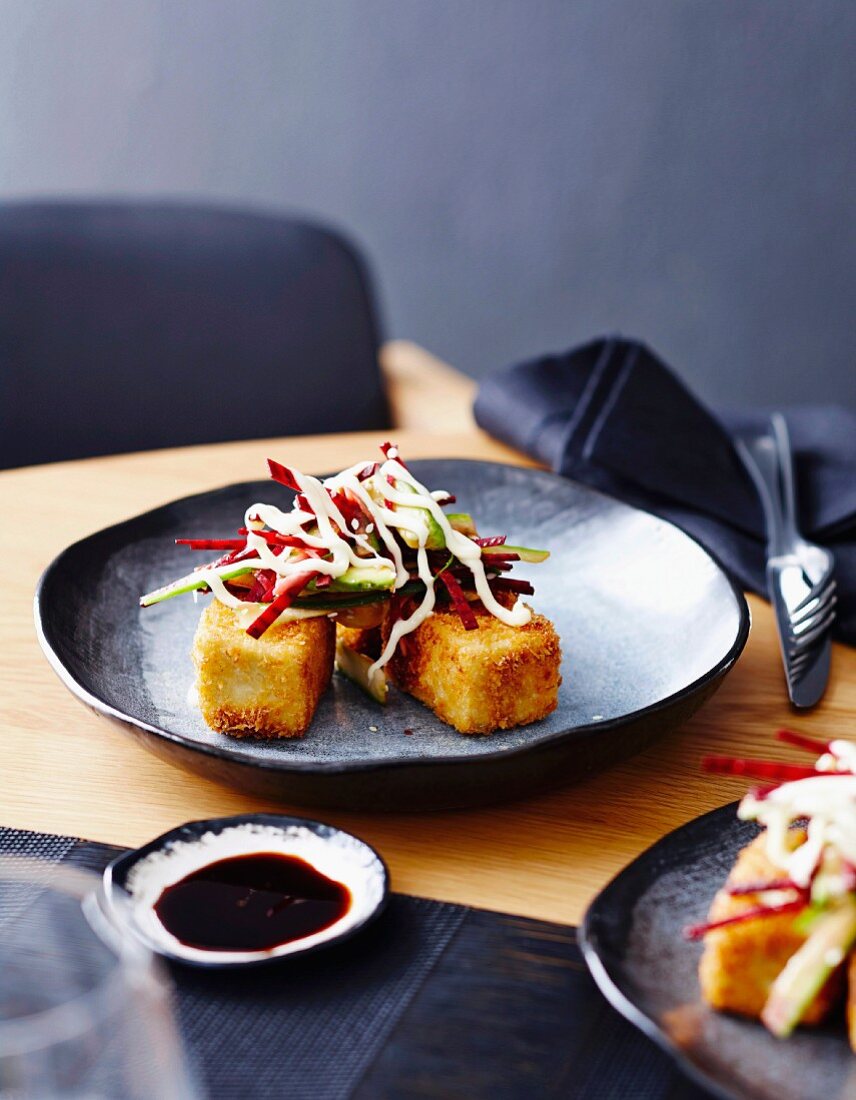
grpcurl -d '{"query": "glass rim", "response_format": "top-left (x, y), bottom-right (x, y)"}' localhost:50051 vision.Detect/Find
top-left (0, 856), bottom-right (157, 1055)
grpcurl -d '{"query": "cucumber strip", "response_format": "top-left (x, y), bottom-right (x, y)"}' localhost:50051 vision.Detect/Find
top-left (323, 564), bottom-right (396, 592)
top-left (140, 563), bottom-right (256, 607)
top-left (394, 479), bottom-right (446, 550)
top-left (447, 512), bottom-right (477, 537)
top-left (482, 544), bottom-right (550, 564)
top-left (761, 897), bottom-right (856, 1037)
top-left (792, 904), bottom-right (826, 936)
top-left (335, 639), bottom-right (388, 704)
top-left (292, 580), bottom-right (424, 611)
top-left (292, 592), bottom-right (392, 610)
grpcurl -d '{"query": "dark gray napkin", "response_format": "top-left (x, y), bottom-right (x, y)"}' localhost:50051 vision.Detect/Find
top-left (474, 337), bottom-right (856, 644)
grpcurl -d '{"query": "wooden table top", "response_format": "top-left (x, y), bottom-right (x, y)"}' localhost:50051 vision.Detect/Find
top-left (2, 429), bottom-right (854, 925)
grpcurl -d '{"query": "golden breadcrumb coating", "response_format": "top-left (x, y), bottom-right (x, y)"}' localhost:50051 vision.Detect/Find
top-left (192, 600), bottom-right (334, 739)
top-left (384, 600), bottom-right (561, 735)
top-left (699, 830), bottom-right (843, 1024)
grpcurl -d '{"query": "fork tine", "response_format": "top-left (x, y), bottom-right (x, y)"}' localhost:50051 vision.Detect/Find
top-left (789, 654), bottom-right (823, 684)
top-left (791, 572), bottom-right (836, 615)
top-left (788, 652), bottom-right (815, 680)
top-left (792, 602), bottom-right (836, 642)
top-left (787, 602), bottom-right (831, 642)
top-left (790, 579), bottom-right (837, 628)
top-left (791, 593), bottom-right (838, 638)
top-left (788, 607), bottom-right (837, 652)
top-left (788, 635), bottom-right (830, 673)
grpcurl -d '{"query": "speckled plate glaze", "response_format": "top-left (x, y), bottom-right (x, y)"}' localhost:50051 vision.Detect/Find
top-left (35, 459), bottom-right (749, 811)
top-left (581, 803), bottom-right (855, 1100)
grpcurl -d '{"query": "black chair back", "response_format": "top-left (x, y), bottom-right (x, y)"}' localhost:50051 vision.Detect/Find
top-left (0, 201), bottom-right (389, 468)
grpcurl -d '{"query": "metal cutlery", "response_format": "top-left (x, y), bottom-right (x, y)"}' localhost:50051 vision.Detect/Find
top-left (735, 413), bottom-right (835, 707)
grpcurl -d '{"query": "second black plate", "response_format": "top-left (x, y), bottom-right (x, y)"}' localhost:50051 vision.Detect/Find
top-left (581, 802), bottom-right (855, 1100)
top-left (36, 459), bottom-right (748, 811)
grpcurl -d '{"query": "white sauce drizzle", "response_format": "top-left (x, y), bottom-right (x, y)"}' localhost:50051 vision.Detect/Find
top-left (197, 456), bottom-right (533, 670)
top-left (739, 774), bottom-right (856, 887)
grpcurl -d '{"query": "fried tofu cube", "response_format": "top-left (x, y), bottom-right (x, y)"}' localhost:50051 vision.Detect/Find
top-left (385, 601), bottom-right (561, 734)
top-left (191, 600), bottom-right (334, 738)
top-left (699, 830), bottom-right (843, 1024)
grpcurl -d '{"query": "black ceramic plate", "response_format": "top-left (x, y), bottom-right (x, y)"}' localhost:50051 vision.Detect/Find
top-left (581, 803), bottom-right (856, 1100)
top-left (35, 459), bottom-right (749, 811)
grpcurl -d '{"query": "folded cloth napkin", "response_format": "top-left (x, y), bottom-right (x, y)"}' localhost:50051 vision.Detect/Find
top-left (474, 337), bottom-right (856, 645)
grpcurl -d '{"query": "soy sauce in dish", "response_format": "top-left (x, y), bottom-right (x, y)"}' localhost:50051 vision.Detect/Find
top-left (153, 852), bottom-right (351, 952)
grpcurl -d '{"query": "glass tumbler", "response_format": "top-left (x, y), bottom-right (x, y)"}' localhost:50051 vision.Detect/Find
top-left (0, 856), bottom-right (200, 1099)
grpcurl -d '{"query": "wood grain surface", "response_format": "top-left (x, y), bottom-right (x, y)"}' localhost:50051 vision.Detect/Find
top-left (3, 427), bottom-right (854, 926)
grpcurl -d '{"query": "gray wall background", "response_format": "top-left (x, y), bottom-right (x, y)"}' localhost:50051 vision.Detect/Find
top-left (1, 0), bottom-right (853, 407)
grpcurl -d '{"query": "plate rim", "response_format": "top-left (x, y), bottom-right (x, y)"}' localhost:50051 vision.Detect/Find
top-left (34, 458), bottom-right (751, 778)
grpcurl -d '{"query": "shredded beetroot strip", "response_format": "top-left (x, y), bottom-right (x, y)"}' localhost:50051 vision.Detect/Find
top-left (702, 757), bottom-right (828, 784)
top-left (683, 898), bottom-right (806, 942)
top-left (479, 550), bottom-right (520, 562)
top-left (490, 577), bottom-right (535, 595)
top-left (380, 442), bottom-right (407, 469)
top-left (331, 489), bottom-right (370, 532)
top-left (245, 569), bottom-right (277, 603)
top-left (726, 879), bottom-right (802, 897)
top-left (775, 729), bottom-right (831, 755)
top-left (238, 528), bottom-right (310, 549)
top-left (267, 458), bottom-right (302, 491)
top-left (474, 536), bottom-right (507, 547)
top-left (176, 538), bottom-right (245, 551)
top-left (213, 546), bottom-right (259, 567)
top-left (246, 571), bottom-right (318, 638)
top-left (438, 571), bottom-right (478, 630)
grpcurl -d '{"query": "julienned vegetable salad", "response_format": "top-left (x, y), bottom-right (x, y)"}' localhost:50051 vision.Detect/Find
top-left (140, 444), bottom-right (549, 675)
top-left (690, 730), bottom-right (856, 1040)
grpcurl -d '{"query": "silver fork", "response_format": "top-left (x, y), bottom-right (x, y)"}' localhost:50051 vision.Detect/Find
top-left (735, 413), bottom-right (836, 707)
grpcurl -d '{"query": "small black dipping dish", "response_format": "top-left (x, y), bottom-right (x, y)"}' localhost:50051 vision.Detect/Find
top-left (102, 814), bottom-right (389, 968)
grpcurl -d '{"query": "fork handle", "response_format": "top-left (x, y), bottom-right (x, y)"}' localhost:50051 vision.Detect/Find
top-left (734, 432), bottom-right (789, 558)
top-left (770, 413), bottom-right (800, 544)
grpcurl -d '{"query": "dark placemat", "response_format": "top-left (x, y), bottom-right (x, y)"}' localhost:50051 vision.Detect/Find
top-left (0, 827), bottom-right (712, 1100)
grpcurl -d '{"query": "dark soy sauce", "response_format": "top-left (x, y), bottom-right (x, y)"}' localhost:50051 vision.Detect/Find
top-left (154, 852), bottom-right (351, 952)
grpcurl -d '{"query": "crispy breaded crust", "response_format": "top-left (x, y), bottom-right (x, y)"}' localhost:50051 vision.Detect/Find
top-left (699, 830), bottom-right (843, 1024)
top-left (192, 601), bottom-right (334, 739)
top-left (385, 601), bottom-right (561, 735)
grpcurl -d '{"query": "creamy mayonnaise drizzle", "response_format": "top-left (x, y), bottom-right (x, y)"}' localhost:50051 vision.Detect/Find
top-left (739, 774), bottom-right (856, 887)
top-left (199, 457), bottom-right (532, 671)
top-left (817, 741), bottom-right (856, 773)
